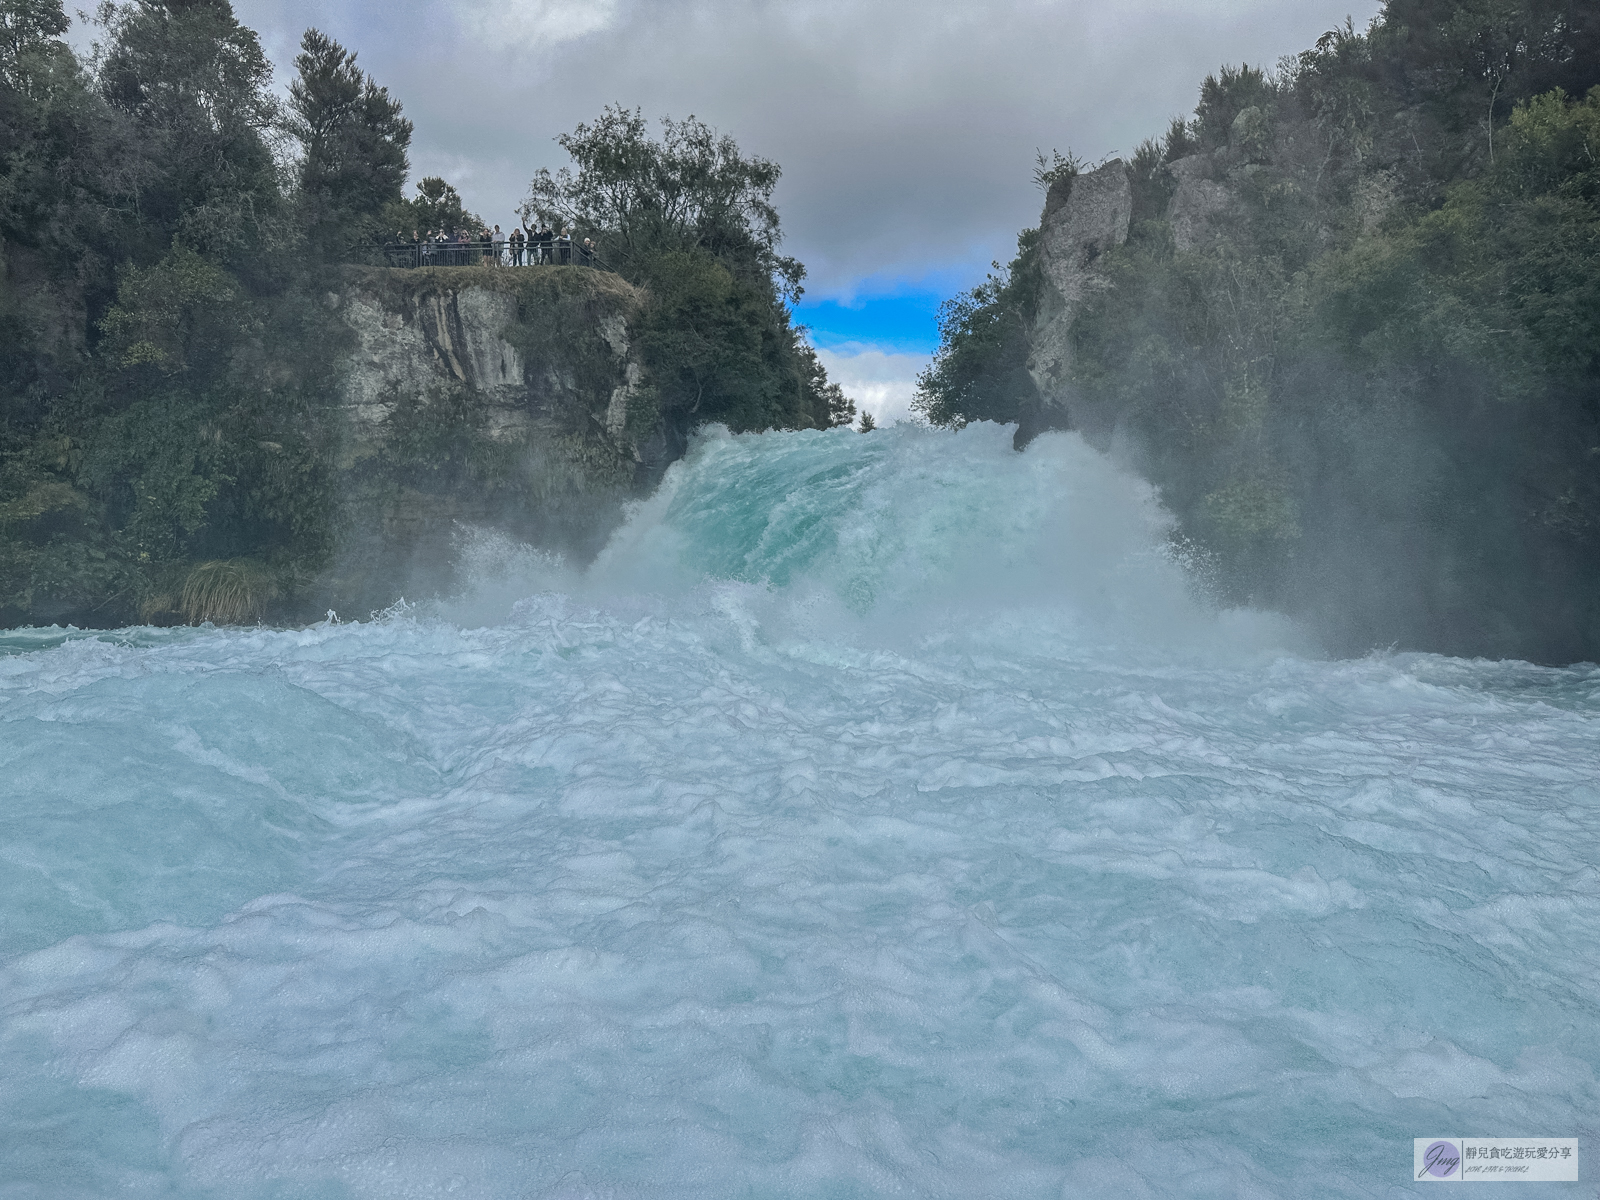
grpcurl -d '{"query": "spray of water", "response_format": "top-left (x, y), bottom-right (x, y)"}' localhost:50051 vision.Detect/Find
top-left (446, 422), bottom-right (1301, 659)
top-left (2, 423), bottom-right (1595, 1199)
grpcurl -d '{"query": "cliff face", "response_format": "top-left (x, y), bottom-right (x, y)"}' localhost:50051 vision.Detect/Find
top-left (1020, 152), bottom-right (1245, 447)
top-left (1026, 161), bottom-right (1132, 403)
top-left (325, 268), bottom-right (683, 610)
top-left (1021, 161), bottom-right (1133, 445)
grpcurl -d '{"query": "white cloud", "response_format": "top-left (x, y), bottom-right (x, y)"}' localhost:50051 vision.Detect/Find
top-left (816, 344), bottom-right (930, 426)
top-left (457, 0), bottom-right (619, 53)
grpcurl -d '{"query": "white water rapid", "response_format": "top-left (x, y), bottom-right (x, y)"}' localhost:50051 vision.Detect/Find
top-left (3, 423), bottom-right (1597, 1198)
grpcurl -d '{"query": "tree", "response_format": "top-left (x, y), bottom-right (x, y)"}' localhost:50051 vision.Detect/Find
top-left (96, 0), bottom-right (282, 265)
top-left (1, 0), bottom-right (127, 412)
top-left (1373, 0), bottom-right (1600, 143)
top-left (636, 249), bottom-right (832, 432)
top-left (1193, 64), bottom-right (1277, 151)
top-left (913, 229), bottom-right (1042, 429)
top-left (0, 0), bottom-right (110, 252)
top-left (522, 105), bottom-right (803, 298)
top-left (522, 107), bottom-right (849, 434)
top-left (1, 0), bottom-right (68, 76)
top-left (386, 175), bottom-right (480, 238)
top-left (287, 27), bottom-right (411, 255)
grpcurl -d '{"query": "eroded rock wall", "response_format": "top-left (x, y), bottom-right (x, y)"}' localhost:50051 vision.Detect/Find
top-left (1020, 153), bottom-right (1245, 446)
top-left (1017, 160), bottom-right (1132, 445)
top-left (326, 267), bottom-right (678, 609)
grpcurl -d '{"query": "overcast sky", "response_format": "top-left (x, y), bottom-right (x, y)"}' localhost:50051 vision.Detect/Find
top-left (179, 0), bottom-right (1385, 418)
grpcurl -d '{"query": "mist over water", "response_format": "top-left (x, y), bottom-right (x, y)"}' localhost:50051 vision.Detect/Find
top-left (3, 424), bottom-right (1597, 1198)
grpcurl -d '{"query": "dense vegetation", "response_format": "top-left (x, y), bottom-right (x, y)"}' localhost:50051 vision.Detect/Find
top-left (915, 0), bottom-right (1600, 662)
top-left (0, 1), bottom-right (843, 628)
top-left (524, 106), bottom-right (853, 435)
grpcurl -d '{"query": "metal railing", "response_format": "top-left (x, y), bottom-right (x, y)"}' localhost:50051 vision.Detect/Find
top-left (380, 240), bottom-right (606, 270)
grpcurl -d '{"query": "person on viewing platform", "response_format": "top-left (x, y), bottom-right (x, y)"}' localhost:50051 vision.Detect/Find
top-left (491, 225), bottom-right (505, 265)
top-left (557, 228), bottom-right (571, 264)
top-left (580, 237), bottom-right (596, 265)
top-left (539, 225), bottom-right (554, 264)
top-left (509, 227), bottom-right (525, 266)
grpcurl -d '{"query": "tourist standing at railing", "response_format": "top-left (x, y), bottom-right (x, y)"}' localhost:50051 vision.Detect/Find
top-left (557, 228), bottom-right (571, 265)
top-left (491, 225), bottom-right (504, 265)
top-left (544, 225), bottom-right (557, 264)
top-left (580, 237), bottom-right (596, 266)
top-left (509, 227), bottom-right (525, 266)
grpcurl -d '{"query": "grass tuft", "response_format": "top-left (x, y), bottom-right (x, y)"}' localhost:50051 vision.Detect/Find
top-left (179, 559), bottom-right (280, 625)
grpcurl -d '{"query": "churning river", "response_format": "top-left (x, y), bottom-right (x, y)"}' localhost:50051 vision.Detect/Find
top-left (2, 424), bottom-right (1597, 1198)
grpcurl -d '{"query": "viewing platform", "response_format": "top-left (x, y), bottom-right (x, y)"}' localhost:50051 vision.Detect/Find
top-left (380, 240), bottom-right (608, 270)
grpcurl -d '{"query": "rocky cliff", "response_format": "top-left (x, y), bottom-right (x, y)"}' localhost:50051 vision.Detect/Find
top-left (324, 267), bottom-right (683, 610)
top-left (1018, 152), bottom-right (1249, 448)
top-left (1019, 160), bottom-right (1132, 445)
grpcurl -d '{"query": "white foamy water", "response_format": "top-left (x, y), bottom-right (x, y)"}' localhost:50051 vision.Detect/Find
top-left (2, 424), bottom-right (1597, 1198)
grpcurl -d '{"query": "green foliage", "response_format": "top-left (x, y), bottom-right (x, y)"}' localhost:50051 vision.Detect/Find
top-left (0, 0), bottom-right (121, 331)
top-left (1127, 138), bottom-right (1173, 222)
top-left (1163, 116), bottom-right (1199, 161)
top-left (1194, 64), bottom-right (1277, 152)
top-left (1032, 148), bottom-right (1081, 193)
top-left (925, 0), bottom-right (1600, 659)
top-left (634, 249), bottom-right (835, 432)
top-left (96, 0), bottom-right (283, 267)
top-left (1374, 0), bottom-right (1600, 125)
top-left (0, 1), bottom-right (478, 627)
top-left (288, 28), bottom-right (411, 256)
top-left (912, 228), bottom-right (1041, 428)
top-left (524, 105), bottom-right (803, 297)
top-left (98, 245), bottom-right (244, 370)
top-left (523, 107), bottom-right (850, 435)
top-left (1, 0), bottom-right (66, 53)
top-left (386, 175), bottom-right (481, 238)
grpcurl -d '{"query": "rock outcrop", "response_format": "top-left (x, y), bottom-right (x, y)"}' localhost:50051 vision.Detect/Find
top-left (336, 267), bottom-right (660, 465)
top-left (1016, 160), bottom-right (1132, 447)
top-left (1166, 155), bottom-right (1238, 252)
top-left (1018, 153), bottom-right (1254, 447)
top-left (326, 267), bottom-right (682, 608)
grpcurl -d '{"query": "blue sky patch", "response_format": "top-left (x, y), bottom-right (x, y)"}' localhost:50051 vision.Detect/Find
top-left (794, 290), bottom-right (948, 355)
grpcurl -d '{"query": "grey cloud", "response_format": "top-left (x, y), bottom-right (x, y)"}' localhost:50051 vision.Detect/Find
top-left (229, 0), bottom-right (1383, 296)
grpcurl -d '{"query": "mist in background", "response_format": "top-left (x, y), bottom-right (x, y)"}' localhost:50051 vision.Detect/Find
top-left (100, 0), bottom-right (1384, 414)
